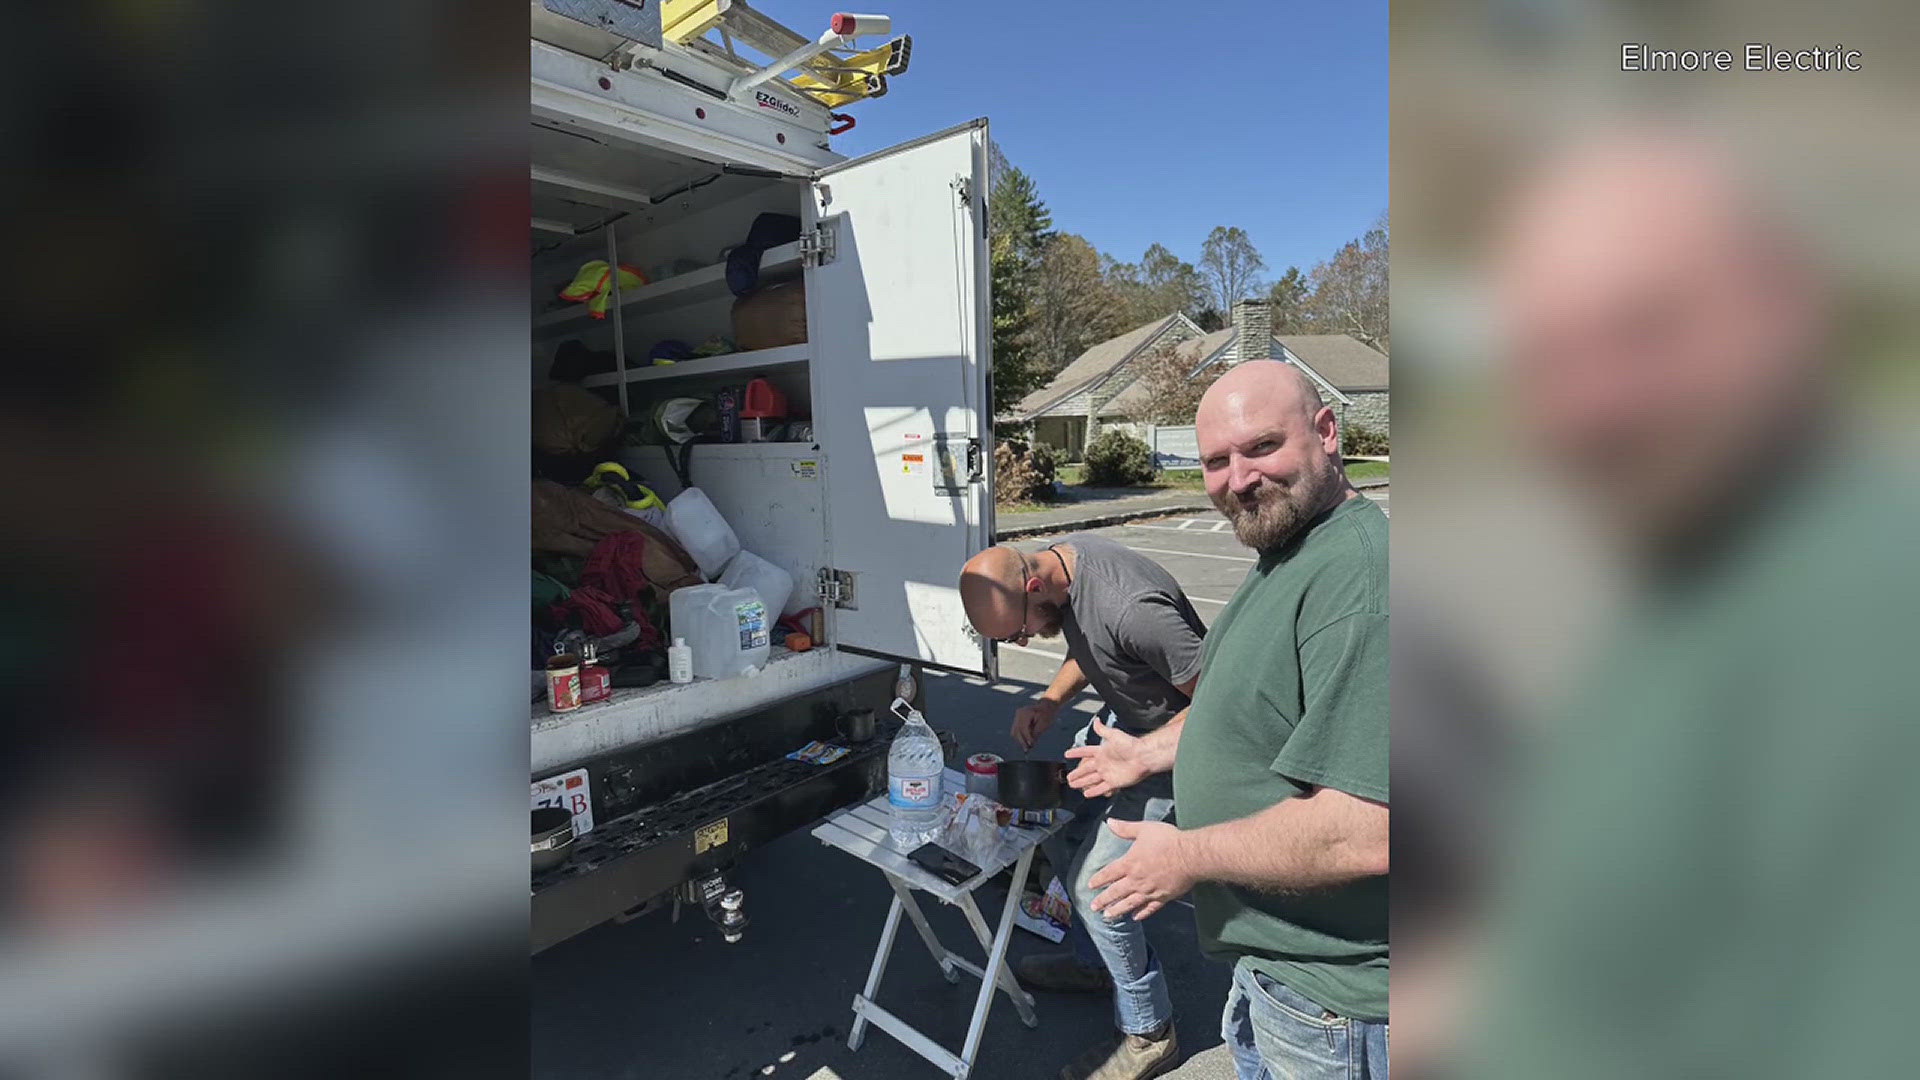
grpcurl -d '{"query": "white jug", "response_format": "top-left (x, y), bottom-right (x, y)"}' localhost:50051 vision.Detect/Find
top-left (719, 549), bottom-right (796, 618)
top-left (669, 584), bottom-right (770, 679)
top-left (666, 487), bottom-right (741, 580)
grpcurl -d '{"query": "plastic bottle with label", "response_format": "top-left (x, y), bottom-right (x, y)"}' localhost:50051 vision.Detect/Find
top-left (887, 699), bottom-right (946, 850)
top-left (667, 637), bottom-right (693, 684)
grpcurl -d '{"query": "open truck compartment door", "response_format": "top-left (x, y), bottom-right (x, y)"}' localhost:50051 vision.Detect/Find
top-left (804, 121), bottom-right (995, 678)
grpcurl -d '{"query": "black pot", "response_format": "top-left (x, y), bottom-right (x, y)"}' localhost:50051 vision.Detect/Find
top-left (997, 759), bottom-right (1065, 810)
top-left (532, 806), bottom-right (576, 874)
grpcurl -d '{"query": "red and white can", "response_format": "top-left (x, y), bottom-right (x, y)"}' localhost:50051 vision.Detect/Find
top-left (965, 753), bottom-right (1002, 798)
top-left (546, 653), bottom-right (582, 713)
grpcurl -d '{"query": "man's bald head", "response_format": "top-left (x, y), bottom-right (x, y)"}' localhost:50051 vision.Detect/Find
top-left (959, 546), bottom-right (1027, 639)
top-left (1490, 127), bottom-right (1830, 551)
top-left (1195, 360), bottom-right (1351, 552)
top-left (1198, 360), bottom-right (1325, 430)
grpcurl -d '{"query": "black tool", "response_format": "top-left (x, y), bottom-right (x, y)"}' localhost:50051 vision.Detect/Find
top-left (908, 842), bottom-right (982, 886)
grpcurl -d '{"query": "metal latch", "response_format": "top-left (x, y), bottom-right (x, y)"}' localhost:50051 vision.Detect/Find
top-left (799, 220), bottom-right (837, 266)
top-left (930, 435), bottom-right (983, 495)
top-left (817, 567), bottom-right (858, 609)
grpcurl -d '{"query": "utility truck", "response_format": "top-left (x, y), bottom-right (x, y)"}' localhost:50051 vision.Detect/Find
top-left (529, 0), bottom-right (997, 952)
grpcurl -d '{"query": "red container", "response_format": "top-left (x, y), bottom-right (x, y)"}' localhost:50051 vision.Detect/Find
top-left (546, 654), bottom-right (582, 713)
top-left (965, 753), bottom-right (1002, 798)
top-left (740, 377), bottom-right (789, 419)
top-left (580, 661), bottom-right (612, 703)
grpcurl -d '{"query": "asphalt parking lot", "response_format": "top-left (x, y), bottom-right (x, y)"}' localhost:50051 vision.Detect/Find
top-left (531, 499), bottom-right (1385, 1080)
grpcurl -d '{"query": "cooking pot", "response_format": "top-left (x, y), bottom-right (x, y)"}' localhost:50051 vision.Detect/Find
top-left (532, 807), bottom-right (576, 874)
top-left (996, 759), bottom-right (1065, 810)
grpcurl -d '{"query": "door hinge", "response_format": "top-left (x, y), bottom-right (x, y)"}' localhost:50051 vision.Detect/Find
top-left (816, 567), bottom-right (858, 609)
top-left (800, 220), bottom-right (837, 266)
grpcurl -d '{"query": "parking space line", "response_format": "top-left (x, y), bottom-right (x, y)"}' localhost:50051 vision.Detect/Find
top-left (999, 641), bottom-right (1067, 659)
top-left (1177, 519), bottom-right (1198, 530)
top-left (1188, 595), bottom-right (1229, 605)
top-left (1122, 522), bottom-right (1223, 534)
top-left (1121, 545), bottom-right (1258, 564)
top-left (1210, 521), bottom-right (1228, 532)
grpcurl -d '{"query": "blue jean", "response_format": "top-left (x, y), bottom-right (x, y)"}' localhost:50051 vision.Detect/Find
top-left (1223, 961), bottom-right (1388, 1080)
top-left (1060, 794), bottom-right (1177, 1035)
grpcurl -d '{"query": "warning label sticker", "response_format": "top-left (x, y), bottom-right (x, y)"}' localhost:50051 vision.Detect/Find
top-left (902, 453), bottom-right (926, 476)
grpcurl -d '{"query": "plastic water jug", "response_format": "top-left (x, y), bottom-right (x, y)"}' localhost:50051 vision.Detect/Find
top-left (719, 549), bottom-right (796, 618)
top-left (887, 698), bottom-right (947, 850)
top-left (669, 584), bottom-right (770, 679)
top-left (667, 487), bottom-right (741, 579)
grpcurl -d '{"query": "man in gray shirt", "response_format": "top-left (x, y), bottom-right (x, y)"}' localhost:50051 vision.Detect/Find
top-left (960, 536), bottom-right (1205, 1080)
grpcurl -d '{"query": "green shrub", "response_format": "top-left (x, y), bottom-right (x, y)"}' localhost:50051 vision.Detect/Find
top-left (1343, 422), bottom-right (1389, 456)
top-left (1083, 430), bottom-right (1158, 486)
top-left (994, 440), bottom-right (1059, 505)
top-left (1028, 440), bottom-right (1061, 480)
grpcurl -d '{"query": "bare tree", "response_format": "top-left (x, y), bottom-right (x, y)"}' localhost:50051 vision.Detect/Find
top-left (1305, 212), bottom-right (1389, 353)
top-left (1199, 226), bottom-right (1267, 313)
top-left (1120, 341), bottom-right (1224, 425)
top-left (1103, 243), bottom-right (1207, 329)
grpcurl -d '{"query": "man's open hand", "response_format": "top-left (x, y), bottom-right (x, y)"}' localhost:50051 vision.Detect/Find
top-left (1087, 817), bottom-right (1196, 922)
top-left (1065, 719), bottom-right (1149, 797)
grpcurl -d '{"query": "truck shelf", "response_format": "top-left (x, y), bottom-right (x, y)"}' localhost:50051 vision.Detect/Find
top-left (533, 647), bottom-right (893, 775)
top-left (532, 239), bottom-right (804, 341)
top-left (578, 343), bottom-right (808, 388)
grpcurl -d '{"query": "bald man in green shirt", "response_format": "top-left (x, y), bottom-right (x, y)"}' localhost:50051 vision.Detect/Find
top-left (1069, 361), bottom-right (1389, 1079)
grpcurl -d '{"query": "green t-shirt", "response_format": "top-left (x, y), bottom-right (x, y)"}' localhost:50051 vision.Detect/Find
top-left (1472, 454), bottom-right (1920, 1079)
top-left (1174, 494), bottom-right (1390, 1021)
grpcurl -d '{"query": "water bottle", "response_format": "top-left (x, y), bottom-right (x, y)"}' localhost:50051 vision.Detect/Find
top-left (887, 698), bottom-right (946, 850)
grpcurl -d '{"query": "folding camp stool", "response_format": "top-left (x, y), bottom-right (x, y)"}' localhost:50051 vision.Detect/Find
top-left (811, 768), bottom-right (1073, 1079)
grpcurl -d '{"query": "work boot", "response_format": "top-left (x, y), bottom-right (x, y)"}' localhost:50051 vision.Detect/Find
top-left (1059, 1022), bottom-right (1180, 1080)
top-left (1015, 952), bottom-right (1113, 993)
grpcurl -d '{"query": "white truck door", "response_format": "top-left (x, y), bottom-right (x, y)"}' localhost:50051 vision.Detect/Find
top-left (805, 120), bottom-right (995, 678)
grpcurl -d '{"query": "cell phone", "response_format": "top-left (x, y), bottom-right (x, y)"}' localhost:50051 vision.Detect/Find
top-left (907, 842), bottom-right (982, 886)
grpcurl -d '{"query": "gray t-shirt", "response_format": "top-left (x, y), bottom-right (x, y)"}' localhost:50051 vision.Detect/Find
top-left (1054, 534), bottom-right (1207, 814)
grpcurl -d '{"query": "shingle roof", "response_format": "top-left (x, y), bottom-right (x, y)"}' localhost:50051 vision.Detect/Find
top-left (1277, 335), bottom-right (1389, 391)
top-left (1014, 314), bottom-right (1188, 417)
top-left (1100, 329), bottom-right (1233, 415)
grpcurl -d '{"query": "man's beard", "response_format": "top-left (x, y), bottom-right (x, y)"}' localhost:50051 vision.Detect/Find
top-left (1029, 600), bottom-right (1065, 639)
top-left (1215, 461), bottom-right (1340, 553)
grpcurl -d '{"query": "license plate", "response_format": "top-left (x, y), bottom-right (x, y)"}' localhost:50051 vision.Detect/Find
top-left (532, 767), bottom-right (593, 837)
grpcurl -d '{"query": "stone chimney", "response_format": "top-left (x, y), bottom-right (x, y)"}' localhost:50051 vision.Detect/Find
top-left (1230, 298), bottom-right (1272, 365)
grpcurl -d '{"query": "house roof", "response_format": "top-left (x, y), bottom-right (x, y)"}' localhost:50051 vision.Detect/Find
top-left (1014, 314), bottom-right (1193, 418)
top-left (1276, 335), bottom-right (1389, 391)
top-left (1101, 329), bottom-right (1231, 415)
top-left (1100, 331), bottom-right (1387, 418)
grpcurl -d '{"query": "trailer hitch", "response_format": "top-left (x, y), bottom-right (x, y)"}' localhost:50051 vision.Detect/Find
top-left (687, 872), bottom-right (749, 943)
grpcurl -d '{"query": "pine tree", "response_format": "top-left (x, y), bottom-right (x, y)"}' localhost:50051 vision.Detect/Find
top-left (986, 155), bottom-right (1053, 415)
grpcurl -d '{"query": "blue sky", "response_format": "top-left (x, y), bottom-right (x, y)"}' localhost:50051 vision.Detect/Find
top-left (759, 0), bottom-right (1388, 281)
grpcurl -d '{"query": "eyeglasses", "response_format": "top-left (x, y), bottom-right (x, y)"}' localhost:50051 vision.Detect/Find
top-left (990, 590), bottom-right (1032, 645)
top-left (990, 580), bottom-right (1036, 638)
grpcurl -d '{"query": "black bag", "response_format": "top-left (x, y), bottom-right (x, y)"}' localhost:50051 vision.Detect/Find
top-left (726, 213), bottom-right (802, 296)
